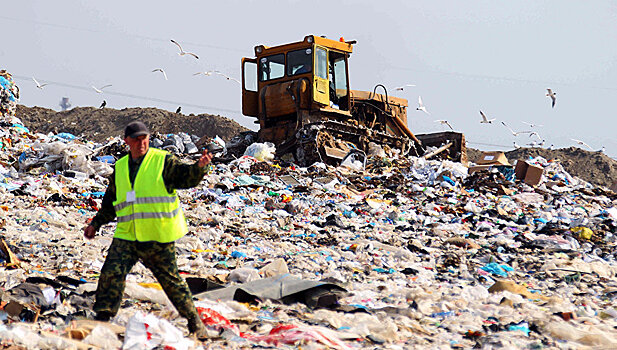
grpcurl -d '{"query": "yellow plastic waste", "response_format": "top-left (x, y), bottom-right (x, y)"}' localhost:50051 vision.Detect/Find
top-left (138, 282), bottom-right (163, 290)
top-left (571, 227), bottom-right (593, 240)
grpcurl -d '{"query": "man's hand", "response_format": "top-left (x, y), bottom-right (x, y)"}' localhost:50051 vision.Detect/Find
top-left (84, 225), bottom-right (97, 240)
top-left (198, 149), bottom-right (213, 168)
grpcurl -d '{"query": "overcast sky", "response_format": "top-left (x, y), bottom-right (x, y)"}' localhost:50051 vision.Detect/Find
top-left (3, 1), bottom-right (617, 157)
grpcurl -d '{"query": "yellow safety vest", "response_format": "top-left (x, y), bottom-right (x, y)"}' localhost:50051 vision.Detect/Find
top-left (112, 148), bottom-right (188, 242)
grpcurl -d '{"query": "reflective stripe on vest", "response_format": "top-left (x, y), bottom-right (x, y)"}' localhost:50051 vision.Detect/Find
top-left (112, 148), bottom-right (188, 242)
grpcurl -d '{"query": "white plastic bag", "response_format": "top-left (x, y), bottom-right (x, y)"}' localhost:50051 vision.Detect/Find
top-left (84, 325), bottom-right (122, 349)
top-left (123, 312), bottom-right (193, 350)
top-left (339, 150), bottom-right (365, 172)
top-left (244, 142), bottom-right (275, 161)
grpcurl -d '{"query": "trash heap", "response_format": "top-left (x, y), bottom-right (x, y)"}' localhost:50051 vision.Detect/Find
top-left (0, 70), bottom-right (19, 118)
top-left (2, 86), bottom-right (617, 349)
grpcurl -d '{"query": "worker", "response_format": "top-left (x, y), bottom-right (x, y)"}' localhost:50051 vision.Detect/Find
top-left (83, 121), bottom-right (212, 339)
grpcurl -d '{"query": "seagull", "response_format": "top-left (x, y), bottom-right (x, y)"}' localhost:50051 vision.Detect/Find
top-left (546, 88), bottom-right (556, 108)
top-left (528, 131), bottom-right (543, 141)
top-left (176, 106), bottom-right (181, 114)
top-left (547, 144), bottom-right (554, 150)
top-left (513, 141), bottom-right (521, 149)
top-left (214, 71), bottom-right (240, 84)
top-left (193, 70), bottom-right (216, 76)
top-left (538, 139), bottom-right (546, 147)
top-left (571, 138), bottom-right (593, 151)
top-left (501, 121), bottom-right (532, 136)
top-left (522, 121), bottom-right (543, 128)
top-left (32, 77), bottom-right (48, 89)
top-left (99, 100), bottom-right (106, 109)
top-left (394, 84), bottom-right (416, 91)
top-left (479, 110), bottom-right (495, 124)
top-left (435, 120), bottom-right (454, 131)
top-left (152, 68), bottom-right (168, 80)
top-left (416, 96), bottom-right (430, 115)
top-left (598, 146), bottom-right (606, 153)
top-left (528, 140), bottom-right (545, 148)
top-left (92, 84), bottom-right (112, 93)
top-left (170, 39), bottom-right (199, 59)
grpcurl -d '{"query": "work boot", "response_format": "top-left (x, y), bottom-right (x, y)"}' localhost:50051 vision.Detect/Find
top-left (187, 318), bottom-right (217, 341)
top-left (94, 311), bottom-right (112, 322)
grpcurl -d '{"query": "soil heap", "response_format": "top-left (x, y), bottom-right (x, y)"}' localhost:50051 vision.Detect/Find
top-left (16, 105), bottom-right (249, 143)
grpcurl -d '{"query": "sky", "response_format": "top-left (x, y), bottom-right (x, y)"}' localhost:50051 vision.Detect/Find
top-left (3, 1), bottom-right (617, 157)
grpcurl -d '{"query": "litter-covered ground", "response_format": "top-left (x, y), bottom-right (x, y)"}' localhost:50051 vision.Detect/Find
top-left (468, 147), bottom-right (617, 189)
top-left (4, 76), bottom-right (617, 349)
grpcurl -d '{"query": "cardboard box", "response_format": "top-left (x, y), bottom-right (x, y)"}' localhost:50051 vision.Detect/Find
top-left (476, 151), bottom-right (511, 166)
top-left (469, 151), bottom-right (514, 177)
top-left (515, 160), bottom-right (544, 186)
top-left (468, 165), bottom-right (494, 174)
top-left (514, 160), bottom-right (529, 180)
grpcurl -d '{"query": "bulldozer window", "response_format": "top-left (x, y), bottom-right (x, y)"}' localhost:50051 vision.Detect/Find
top-left (316, 48), bottom-right (328, 80)
top-left (287, 48), bottom-right (312, 76)
top-left (329, 52), bottom-right (348, 109)
top-left (243, 60), bottom-right (257, 92)
top-left (259, 54), bottom-right (285, 81)
top-left (332, 56), bottom-right (347, 95)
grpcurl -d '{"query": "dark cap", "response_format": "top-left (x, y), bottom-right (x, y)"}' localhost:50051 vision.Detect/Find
top-left (124, 121), bottom-right (150, 138)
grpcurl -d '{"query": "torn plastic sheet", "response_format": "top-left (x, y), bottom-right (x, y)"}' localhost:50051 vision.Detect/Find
top-left (195, 274), bottom-right (347, 308)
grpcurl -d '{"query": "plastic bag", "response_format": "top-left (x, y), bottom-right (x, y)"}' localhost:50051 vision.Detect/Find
top-left (244, 142), bottom-right (275, 161)
top-left (83, 325), bottom-right (122, 349)
top-left (228, 267), bottom-right (260, 283)
top-left (340, 150), bottom-right (365, 171)
top-left (196, 307), bottom-right (240, 335)
top-left (123, 312), bottom-right (193, 350)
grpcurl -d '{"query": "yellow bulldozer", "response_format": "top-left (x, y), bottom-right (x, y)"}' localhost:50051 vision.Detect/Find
top-left (240, 35), bottom-right (466, 166)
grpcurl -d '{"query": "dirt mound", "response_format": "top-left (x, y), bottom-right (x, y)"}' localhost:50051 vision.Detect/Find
top-left (468, 147), bottom-right (617, 188)
top-left (15, 105), bottom-right (249, 143)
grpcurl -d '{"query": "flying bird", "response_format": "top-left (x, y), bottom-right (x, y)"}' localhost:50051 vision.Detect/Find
top-left (152, 68), bottom-right (168, 80)
top-left (546, 88), bottom-right (556, 108)
top-left (176, 106), bottom-right (181, 114)
top-left (32, 77), bottom-right (49, 89)
top-left (214, 71), bottom-right (240, 84)
top-left (522, 121), bottom-right (543, 128)
top-left (193, 71), bottom-right (215, 76)
top-left (99, 100), bottom-right (106, 109)
top-left (479, 110), bottom-right (495, 124)
top-left (528, 131), bottom-right (543, 141)
top-left (435, 120), bottom-right (454, 131)
top-left (501, 121), bottom-right (532, 136)
top-left (92, 84), bottom-right (112, 93)
top-left (170, 39), bottom-right (199, 59)
top-left (571, 138), bottom-right (593, 151)
top-left (394, 84), bottom-right (416, 91)
top-left (416, 96), bottom-right (430, 115)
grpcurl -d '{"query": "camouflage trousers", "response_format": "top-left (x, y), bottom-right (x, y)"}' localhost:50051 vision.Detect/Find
top-left (93, 238), bottom-right (200, 322)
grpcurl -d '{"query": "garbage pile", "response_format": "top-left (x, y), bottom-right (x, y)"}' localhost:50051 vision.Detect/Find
top-left (3, 86), bottom-right (617, 349)
top-left (0, 70), bottom-right (19, 118)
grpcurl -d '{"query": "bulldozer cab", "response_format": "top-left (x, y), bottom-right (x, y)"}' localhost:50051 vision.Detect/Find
top-left (242, 36), bottom-right (353, 135)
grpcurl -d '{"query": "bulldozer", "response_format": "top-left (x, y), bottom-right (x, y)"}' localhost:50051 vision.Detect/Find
top-left (240, 35), bottom-right (467, 166)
